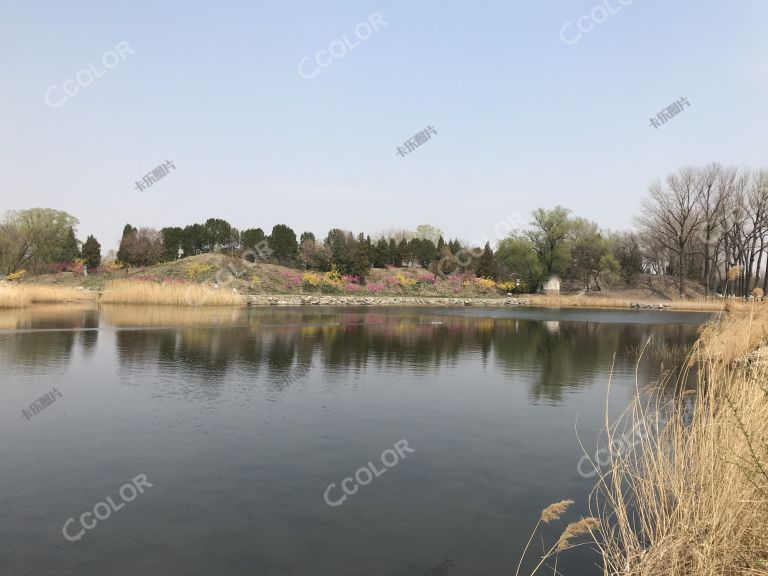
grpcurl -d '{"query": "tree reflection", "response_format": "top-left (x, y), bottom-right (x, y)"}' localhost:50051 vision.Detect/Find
top-left (105, 309), bottom-right (703, 404)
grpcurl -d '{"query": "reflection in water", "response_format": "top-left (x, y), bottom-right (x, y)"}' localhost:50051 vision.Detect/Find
top-left (104, 308), bottom-right (700, 403)
top-left (0, 306), bottom-right (708, 576)
top-left (0, 305), bottom-right (100, 370)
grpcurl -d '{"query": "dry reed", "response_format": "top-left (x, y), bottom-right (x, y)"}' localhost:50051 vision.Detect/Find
top-left (0, 284), bottom-right (95, 308)
top-left (101, 280), bottom-right (244, 306)
top-left (584, 303), bottom-right (768, 575)
top-left (527, 294), bottom-right (724, 312)
top-left (0, 285), bottom-right (30, 308)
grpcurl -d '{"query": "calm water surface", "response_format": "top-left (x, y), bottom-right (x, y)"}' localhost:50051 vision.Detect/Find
top-left (0, 305), bottom-right (710, 576)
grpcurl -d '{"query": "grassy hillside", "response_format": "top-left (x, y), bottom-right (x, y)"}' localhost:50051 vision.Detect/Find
top-left (4, 254), bottom-right (724, 310)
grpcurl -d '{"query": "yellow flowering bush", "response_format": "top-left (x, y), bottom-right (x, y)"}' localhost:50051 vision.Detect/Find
top-left (475, 277), bottom-right (496, 289)
top-left (302, 271), bottom-right (322, 290)
top-left (186, 262), bottom-right (213, 281)
top-left (103, 261), bottom-right (124, 273)
top-left (321, 265), bottom-right (343, 293)
top-left (7, 269), bottom-right (27, 282)
top-left (397, 273), bottom-right (416, 287)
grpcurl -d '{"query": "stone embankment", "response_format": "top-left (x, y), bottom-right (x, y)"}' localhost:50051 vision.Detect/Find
top-left (244, 295), bottom-right (532, 307)
top-left (630, 302), bottom-right (672, 310)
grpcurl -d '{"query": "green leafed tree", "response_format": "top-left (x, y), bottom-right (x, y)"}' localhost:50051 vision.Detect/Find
top-left (526, 206), bottom-right (573, 277)
top-left (0, 208), bottom-right (79, 274)
top-left (496, 234), bottom-right (544, 290)
top-left (570, 218), bottom-right (619, 291)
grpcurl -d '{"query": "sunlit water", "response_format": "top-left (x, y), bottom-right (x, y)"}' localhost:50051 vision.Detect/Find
top-left (0, 305), bottom-right (710, 576)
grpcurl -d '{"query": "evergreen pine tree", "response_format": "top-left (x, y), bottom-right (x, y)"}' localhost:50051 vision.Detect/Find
top-left (56, 227), bottom-right (80, 261)
top-left (81, 235), bottom-right (102, 269)
top-left (117, 224), bottom-right (137, 265)
top-left (475, 242), bottom-right (498, 279)
top-left (352, 242), bottom-right (371, 284)
top-left (388, 239), bottom-right (400, 266)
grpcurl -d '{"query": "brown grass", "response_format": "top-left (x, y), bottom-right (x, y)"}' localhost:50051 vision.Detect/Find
top-left (0, 284), bottom-right (96, 308)
top-left (528, 294), bottom-right (725, 312)
top-left (0, 285), bottom-right (30, 308)
top-left (583, 303), bottom-right (768, 575)
top-left (101, 280), bottom-right (244, 306)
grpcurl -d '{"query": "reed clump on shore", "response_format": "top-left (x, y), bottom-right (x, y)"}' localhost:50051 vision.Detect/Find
top-left (582, 303), bottom-right (768, 575)
top-left (0, 284), bottom-right (96, 308)
top-left (100, 280), bottom-right (243, 306)
top-left (527, 293), bottom-right (725, 312)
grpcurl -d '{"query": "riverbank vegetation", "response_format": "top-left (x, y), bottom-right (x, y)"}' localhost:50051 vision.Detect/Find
top-left (100, 279), bottom-right (243, 306)
top-left (534, 302), bottom-right (768, 575)
top-left (0, 284), bottom-right (96, 309)
top-left (3, 164), bottom-right (768, 304)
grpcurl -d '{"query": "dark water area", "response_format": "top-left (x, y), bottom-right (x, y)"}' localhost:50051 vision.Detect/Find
top-left (0, 305), bottom-right (710, 576)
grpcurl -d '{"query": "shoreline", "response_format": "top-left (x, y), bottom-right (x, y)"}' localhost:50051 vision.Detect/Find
top-left (0, 292), bottom-right (725, 312)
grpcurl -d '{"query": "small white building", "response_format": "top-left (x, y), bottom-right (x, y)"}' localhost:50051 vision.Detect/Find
top-left (543, 275), bottom-right (561, 295)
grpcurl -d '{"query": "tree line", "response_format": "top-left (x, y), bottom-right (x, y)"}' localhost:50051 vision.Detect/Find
top-left (2, 163), bottom-right (766, 296)
top-left (0, 208), bottom-right (101, 275)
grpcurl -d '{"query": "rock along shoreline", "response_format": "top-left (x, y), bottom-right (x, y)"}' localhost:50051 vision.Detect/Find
top-left (244, 295), bottom-right (533, 307)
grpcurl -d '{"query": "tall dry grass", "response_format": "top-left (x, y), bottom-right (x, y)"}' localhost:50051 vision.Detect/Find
top-left (101, 280), bottom-right (243, 306)
top-left (582, 303), bottom-right (768, 575)
top-left (528, 294), bottom-right (724, 312)
top-left (0, 284), bottom-right (96, 308)
top-left (0, 285), bottom-right (30, 308)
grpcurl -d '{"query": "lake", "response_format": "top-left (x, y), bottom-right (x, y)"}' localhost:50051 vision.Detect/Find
top-left (0, 305), bottom-right (710, 576)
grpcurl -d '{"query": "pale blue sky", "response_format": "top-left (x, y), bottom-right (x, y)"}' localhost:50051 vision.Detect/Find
top-left (1, 0), bottom-right (766, 251)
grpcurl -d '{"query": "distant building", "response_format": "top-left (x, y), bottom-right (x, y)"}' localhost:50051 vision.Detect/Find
top-left (543, 275), bottom-right (561, 295)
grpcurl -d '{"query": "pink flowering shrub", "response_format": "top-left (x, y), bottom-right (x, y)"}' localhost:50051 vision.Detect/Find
top-left (281, 270), bottom-right (302, 290)
top-left (366, 282), bottom-right (386, 293)
top-left (345, 283), bottom-right (362, 292)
